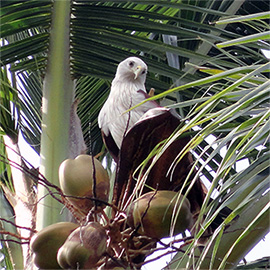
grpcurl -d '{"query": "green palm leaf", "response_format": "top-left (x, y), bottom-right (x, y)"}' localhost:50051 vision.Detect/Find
top-left (0, 0), bottom-right (269, 269)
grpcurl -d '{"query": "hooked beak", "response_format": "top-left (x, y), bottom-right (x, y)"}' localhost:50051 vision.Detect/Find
top-left (133, 65), bottom-right (142, 79)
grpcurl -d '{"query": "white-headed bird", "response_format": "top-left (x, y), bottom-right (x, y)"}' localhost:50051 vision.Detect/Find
top-left (98, 57), bottom-right (231, 242)
top-left (98, 57), bottom-right (158, 160)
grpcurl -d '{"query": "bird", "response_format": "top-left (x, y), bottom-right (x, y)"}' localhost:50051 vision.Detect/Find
top-left (98, 57), bottom-right (158, 161)
top-left (98, 57), bottom-right (233, 256)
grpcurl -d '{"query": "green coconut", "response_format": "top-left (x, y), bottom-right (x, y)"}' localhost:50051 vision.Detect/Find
top-left (127, 190), bottom-right (193, 239)
top-left (57, 222), bottom-right (107, 269)
top-left (30, 222), bottom-right (79, 269)
top-left (59, 154), bottom-right (110, 214)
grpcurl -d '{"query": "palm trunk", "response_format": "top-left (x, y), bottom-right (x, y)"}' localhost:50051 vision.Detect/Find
top-left (37, 0), bottom-right (74, 230)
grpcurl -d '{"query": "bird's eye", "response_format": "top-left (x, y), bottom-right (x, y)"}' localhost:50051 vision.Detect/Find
top-left (129, 61), bottom-right (134, 67)
top-left (142, 69), bottom-right (146, 74)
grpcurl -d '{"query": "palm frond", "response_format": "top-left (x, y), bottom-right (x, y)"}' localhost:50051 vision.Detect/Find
top-left (1, 0), bottom-right (269, 268)
top-left (0, 67), bottom-right (19, 143)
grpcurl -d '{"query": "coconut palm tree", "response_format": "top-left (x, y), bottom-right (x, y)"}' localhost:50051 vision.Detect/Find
top-left (0, 0), bottom-right (269, 269)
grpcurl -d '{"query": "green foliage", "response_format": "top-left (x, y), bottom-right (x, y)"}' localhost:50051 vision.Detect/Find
top-left (0, 0), bottom-right (269, 269)
top-left (0, 67), bottom-right (19, 143)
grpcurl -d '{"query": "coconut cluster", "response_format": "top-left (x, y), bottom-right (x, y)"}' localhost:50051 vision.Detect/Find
top-left (30, 154), bottom-right (193, 269)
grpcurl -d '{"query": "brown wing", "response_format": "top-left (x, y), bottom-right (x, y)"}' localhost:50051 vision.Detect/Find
top-left (113, 107), bottom-right (205, 214)
top-left (101, 130), bottom-right (119, 162)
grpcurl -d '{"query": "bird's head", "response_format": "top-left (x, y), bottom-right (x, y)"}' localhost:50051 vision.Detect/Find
top-left (115, 57), bottom-right (148, 83)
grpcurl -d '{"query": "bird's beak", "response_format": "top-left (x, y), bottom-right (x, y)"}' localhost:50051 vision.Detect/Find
top-left (133, 65), bottom-right (142, 79)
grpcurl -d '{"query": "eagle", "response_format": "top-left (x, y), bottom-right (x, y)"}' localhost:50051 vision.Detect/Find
top-left (98, 57), bottom-right (158, 161)
top-left (98, 57), bottom-right (232, 253)
top-left (98, 56), bottom-right (202, 210)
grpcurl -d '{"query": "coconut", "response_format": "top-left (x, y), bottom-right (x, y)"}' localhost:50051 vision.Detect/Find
top-left (30, 222), bottom-right (79, 269)
top-left (57, 222), bottom-right (107, 269)
top-left (59, 154), bottom-right (110, 214)
top-left (127, 190), bottom-right (192, 239)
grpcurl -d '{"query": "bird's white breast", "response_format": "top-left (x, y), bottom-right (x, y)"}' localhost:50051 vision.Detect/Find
top-left (98, 79), bottom-right (156, 148)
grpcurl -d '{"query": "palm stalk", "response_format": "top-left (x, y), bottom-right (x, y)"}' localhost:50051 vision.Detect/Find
top-left (36, 0), bottom-right (74, 230)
